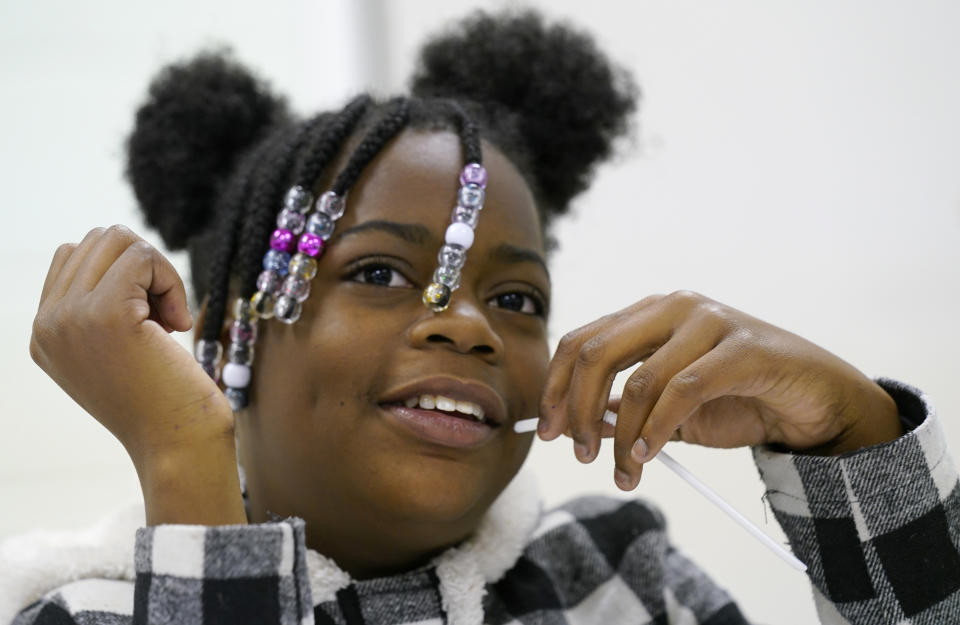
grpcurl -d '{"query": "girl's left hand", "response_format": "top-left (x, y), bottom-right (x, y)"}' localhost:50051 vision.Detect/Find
top-left (537, 291), bottom-right (903, 490)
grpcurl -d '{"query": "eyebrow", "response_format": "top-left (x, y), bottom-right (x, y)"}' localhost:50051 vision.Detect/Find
top-left (337, 219), bottom-right (550, 278)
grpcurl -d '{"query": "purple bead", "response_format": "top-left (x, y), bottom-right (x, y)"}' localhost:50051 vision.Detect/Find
top-left (270, 228), bottom-right (296, 252)
top-left (256, 269), bottom-right (282, 294)
top-left (460, 163), bottom-right (487, 189)
top-left (263, 249), bottom-right (291, 276)
top-left (229, 320), bottom-right (258, 344)
top-left (277, 209), bottom-right (306, 234)
top-left (298, 232), bottom-right (325, 257)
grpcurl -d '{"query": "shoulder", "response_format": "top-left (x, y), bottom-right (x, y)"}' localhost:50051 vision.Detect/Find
top-left (11, 579), bottom-right (134, 625)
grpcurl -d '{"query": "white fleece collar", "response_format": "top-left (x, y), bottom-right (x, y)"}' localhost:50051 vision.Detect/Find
top-left (0, 468), bottom-right (541, 625)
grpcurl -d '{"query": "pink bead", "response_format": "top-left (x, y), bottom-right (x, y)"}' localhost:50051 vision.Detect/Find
top-left (298, 232), bottom-right (325, 257)
top-left (270, 228), bottom-right (295, 252)
top-left (460, 163), bottom-right (487, 188)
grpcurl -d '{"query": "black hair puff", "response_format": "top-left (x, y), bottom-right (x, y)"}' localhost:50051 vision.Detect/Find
top-left (126, 50), bottom-right (289, 250)
top-left (410, 10), bottom-right (638, 216)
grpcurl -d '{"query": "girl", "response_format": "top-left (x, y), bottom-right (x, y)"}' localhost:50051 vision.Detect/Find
top-left (10, 9), bottom-right (959, 625)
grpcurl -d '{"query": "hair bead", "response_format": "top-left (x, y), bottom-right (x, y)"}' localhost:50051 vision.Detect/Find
top-left (284, 185), bottom-right (313, 213)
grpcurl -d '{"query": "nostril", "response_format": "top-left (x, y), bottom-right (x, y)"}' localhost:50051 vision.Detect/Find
top-left (472, 345), bottom-right (495, 355)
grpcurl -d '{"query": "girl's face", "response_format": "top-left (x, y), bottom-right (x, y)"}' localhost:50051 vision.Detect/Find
top-left (232, 129), bottom-right (550, 576)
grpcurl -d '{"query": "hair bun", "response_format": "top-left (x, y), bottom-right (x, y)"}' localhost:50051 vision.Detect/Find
top-left (410, 10), bottom-right (638, 212)
top-left (126, 51), bottom-right (288, 250)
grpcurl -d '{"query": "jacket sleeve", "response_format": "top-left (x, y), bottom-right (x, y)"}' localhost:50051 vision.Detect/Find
top-left (131, 517), bottom-right (314, 624)
top-left (753, 378), bottom-right (960, 624)
top-left (11, 518), bottom-right (315, 625)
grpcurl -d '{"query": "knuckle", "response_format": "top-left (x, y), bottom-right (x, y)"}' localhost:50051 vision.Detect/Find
top-left (667, 289), bottom-right (704, 309)
top-left (105, 224), bottom-right (134, 241)
top-left (576, 335), bottom-right (607, 367)
top-left (667, 371), bottom-right (703, 400)
top-left (623, 369), bottom-right (657, 401)
top-left (556, 330), bottom-right (581, 356)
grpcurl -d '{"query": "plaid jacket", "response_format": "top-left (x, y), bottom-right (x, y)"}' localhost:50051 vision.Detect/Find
top-left (9, 379), bottom-right (960, 624)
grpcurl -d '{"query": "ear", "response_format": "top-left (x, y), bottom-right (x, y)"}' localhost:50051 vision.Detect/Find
top-left (192, 295), bottom-right (236, 391)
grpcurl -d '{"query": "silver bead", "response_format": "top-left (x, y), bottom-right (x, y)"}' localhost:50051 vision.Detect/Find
top-left (306, 211), bottom-right (335, 240)
top-left (224, 387), bottom-right (248, 411)
top-left (277, 208), bottom-right (306, 234)
top-left (434, 265), bottom-right (461, 289)
top-left (274, 294), bottom-right (302, 324)
top-left (458, 184), bottom-right (484, 209)
top-left (228, 342), bottom-right (255, 366)
top-left (438, 244), bottom-right (466, 269)
top-left (452, 205), bottom-right (479, 229)
top-left (284, 185), bottom-right (313, 214)
top-left (281, 276), bottom-right (311, 303)
top-left (316, 191), bottom-right (345, 220)
top-left (195, 339), bottom-right (223, 365)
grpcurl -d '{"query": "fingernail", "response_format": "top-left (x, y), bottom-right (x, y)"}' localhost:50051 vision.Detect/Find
top-left (574, 442), bottom-right (594, 463)
top-left (631, 437), bottom-right (650, 463)
top-left (537, 419), bottom-right (549, 434)
top-left (614, 468), bottom-right (633, 490)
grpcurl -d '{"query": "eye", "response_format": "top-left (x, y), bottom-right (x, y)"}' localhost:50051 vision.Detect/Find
top-left (487, 291), bottom-right (544, 316)
top-left (347, 262), bottom-right (413, 288)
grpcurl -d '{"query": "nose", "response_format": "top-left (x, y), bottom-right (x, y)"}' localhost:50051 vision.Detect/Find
top-left (408, 297), bottom-right (504, 364)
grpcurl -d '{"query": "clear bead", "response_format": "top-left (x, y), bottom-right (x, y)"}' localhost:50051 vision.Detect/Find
top-left (288, 253), bottom-right (318, 280)
top-left (194, 339), bottom-right (223, 365)
top-left (282, 276), bottom-right (311, 302)
top-left (422, 282), bottom-right (451, 312)
top-left (306, 211), bottom-right (335, 240)
top-left (228, 342), bottom-right (254, 366)
top-left (274, 294), bottom-right (302, 324)
top-left (452, 205), bottom-right (479, 228)
top-left (256, 270), bottom-right (282, 295)
top-left (277, 208), bottom-right (306, 234)
top-left (316, 191), bottom-right (345, 220)
top-left (458, 184), bottom-right (485, 209)
top-left (229, 320), bottom-right (258, 344)
top-left (250, 291), bottom-right (276, 320)
top-left (434, 265), bottom-right (461, 289)
top-left (263, 249), bottom-right (291, 276)
top-left (284, 185), bottom-right (313, 214)
top-left (438, 244), bottom-right (466, 269)
top-left (233, 297), bottom-right (257, 323)
top-left (201, 360), bottom-right (220, 382)
top-left (225, 387), bottom-right (248, 411)
top-left (460, 163), bottom-right (487, 189)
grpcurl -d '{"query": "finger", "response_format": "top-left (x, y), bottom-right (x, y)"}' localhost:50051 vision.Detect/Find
top-left (639, 344), bottom-right (755, 464)
top-left (609, 328), bottom-right (719, 490)
top-left (96, 239), bottom-right (193, 332)
top-left (68, 225), bottom-right (145, 296)
top-left (38, 243), bottom-right (77, 307)
top-left (46, 227), bottom-right (107, 300)
top-left (565, 310), bottom-right (675, 463)
top-left (539, 294), bottom-right (664, 442)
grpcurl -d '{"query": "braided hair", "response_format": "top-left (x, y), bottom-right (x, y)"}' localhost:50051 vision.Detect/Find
top-left (127, 9), bottom-right (638, 353)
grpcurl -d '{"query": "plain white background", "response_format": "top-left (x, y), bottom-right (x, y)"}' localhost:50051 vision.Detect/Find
top-left (2, 1), bottom-right (959, 623)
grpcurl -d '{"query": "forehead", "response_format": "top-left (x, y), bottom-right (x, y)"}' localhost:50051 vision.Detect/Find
top-left (335, 129), bottom-right (544, 252)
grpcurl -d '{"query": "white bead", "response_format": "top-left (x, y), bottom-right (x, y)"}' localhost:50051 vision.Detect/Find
top-left (222, 363), bottom-right (252, 389)
top-left (445, 222), bottom-right (474, 250)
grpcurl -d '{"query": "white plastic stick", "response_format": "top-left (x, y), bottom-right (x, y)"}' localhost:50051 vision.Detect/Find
top-left (513, 414), bottom-right (807, 572)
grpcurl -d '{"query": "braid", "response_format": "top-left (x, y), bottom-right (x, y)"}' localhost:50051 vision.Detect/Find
top-left (330, 97), bottom-right (411, 195)
top-left (449, 100), bottom-right (482, 165)
top-left (234, 118), bottom-right (323, 300)
top-left (292, 94), bottom-right (373, 187)
top-left (201, 129), bottom-right (288, 342)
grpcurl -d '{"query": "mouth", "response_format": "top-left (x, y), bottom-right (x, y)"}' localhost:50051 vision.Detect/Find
top-left (378, 377), bottom-right (508, 449)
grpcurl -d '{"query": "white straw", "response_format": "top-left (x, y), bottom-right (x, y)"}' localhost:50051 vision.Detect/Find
top-left (513, 414), bottom-right (807, 572)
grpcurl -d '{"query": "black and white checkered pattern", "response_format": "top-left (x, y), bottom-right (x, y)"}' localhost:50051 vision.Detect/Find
top-left (12, 378), bottom-right (959, 625)
top-left (754, 378), bottom-right (960, 623)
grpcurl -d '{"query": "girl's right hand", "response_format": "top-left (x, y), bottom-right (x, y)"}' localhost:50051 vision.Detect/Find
top-left (30, 225), bottom-right (246, 525)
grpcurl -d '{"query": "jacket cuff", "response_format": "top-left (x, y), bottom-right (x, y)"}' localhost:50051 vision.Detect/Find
top-left (753, 378), bottom-right (960, 620)
top-left (134, 518), bottom-right (313, 624)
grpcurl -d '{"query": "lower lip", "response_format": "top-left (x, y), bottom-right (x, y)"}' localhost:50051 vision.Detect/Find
top-left (379, 404), bottom-right (498, 449)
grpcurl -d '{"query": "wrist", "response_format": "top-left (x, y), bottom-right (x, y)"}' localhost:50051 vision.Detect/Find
top-left (136, 423), bottom-right (247, 526)
top-left (804, 379), bottom-right (903, 456)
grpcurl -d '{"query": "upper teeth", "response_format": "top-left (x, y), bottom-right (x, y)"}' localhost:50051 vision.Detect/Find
top-left (404, 394), bottom-right (486, 422)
